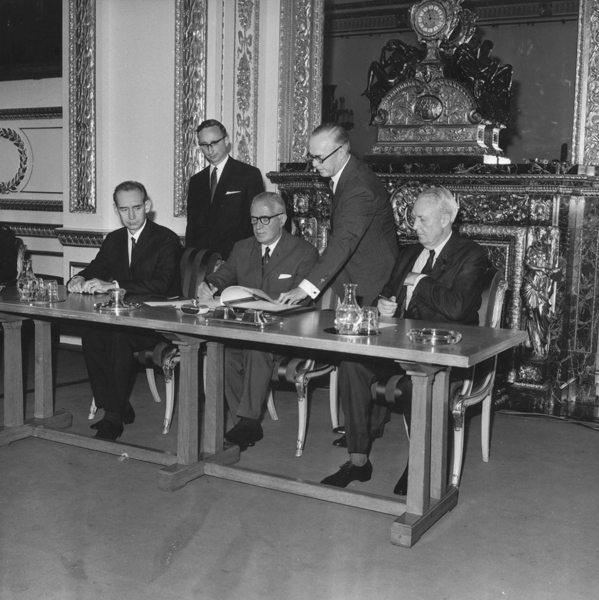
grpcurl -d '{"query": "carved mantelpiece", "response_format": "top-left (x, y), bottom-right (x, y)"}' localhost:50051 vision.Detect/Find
top-left (267, 167), bottom-right (599, 415)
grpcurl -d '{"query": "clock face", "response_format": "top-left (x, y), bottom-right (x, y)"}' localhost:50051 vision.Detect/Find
top-left (414, 1), bottom-right (447, 37)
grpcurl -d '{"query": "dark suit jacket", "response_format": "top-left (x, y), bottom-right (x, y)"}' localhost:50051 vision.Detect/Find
top-left (206, 229), bottom-right (319, 300)
top-left (380, 232), bottom-right (489, 325)
top-left (185, 157), bottom-right (264, 260)
top-left (305, 155), bottom-right (399, 306)
top-left (0, 224), bottom-right (18, 283)
top-left (76, 219), bottom-right (182, 297)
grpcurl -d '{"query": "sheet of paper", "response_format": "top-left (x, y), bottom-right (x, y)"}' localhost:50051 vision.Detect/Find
top-left (144, 299), bottom-right (223, 309)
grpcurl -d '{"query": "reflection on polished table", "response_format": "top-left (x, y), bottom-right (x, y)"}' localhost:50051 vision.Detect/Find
top-left (0, 286), bottom-right (527, 547)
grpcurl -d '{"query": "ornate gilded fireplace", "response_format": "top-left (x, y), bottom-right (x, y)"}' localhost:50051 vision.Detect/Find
top-left (267, 166), bottom-right (599, 416)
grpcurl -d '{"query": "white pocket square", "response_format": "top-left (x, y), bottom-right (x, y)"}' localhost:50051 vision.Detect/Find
top-left (225, 190), bottom-right (240, 195)
top-left (278, 274), bottom-right (292, 279)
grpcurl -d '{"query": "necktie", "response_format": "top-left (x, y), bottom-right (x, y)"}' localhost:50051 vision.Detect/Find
top-left (210, 167), bottom-right (218, 202)
top-left (329, 179), bottom-right (335, 194)
top-left (421, 250), bottom-right (435, 275)
top-left (262, 247), bottom-right (270, 273)
top-left (130, 237), bottom-right (136, 265)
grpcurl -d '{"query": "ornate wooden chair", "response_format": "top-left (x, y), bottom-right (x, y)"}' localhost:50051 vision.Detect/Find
top-left (267, 289), bottom-right (340, 457)
top-left (449, 267), bottom-right (506, 486)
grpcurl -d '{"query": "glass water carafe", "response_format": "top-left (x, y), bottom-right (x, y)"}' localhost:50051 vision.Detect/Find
top-left (17, 258), bottom-right (37, 301)
top-left (335, 283), bottom-right (362, 334)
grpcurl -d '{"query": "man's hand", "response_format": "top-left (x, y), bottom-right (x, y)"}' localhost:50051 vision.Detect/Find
top-left (67, 276), bottom-right (86, 293)
top-left (81, 278), bottom-right (117, 294)
top-left (377, 295), bottom-right (397, 317)
top-left (196, 281), bottom-right (218, 300)
top-left (277, 287), bottom-right (309, 305)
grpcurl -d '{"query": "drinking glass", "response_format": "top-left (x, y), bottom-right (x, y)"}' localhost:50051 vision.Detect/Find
top-left (361, 306), bottom-right (379, 334)
top-left (44, 280), bottom-right (59, 301)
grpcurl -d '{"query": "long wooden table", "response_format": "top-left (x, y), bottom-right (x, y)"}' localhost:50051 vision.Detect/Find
top-left (0, 287), bottom-right (527, 547)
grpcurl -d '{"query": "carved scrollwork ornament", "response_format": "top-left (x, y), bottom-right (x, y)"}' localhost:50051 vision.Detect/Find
top-left (0, 128), bottom-right (28, 194)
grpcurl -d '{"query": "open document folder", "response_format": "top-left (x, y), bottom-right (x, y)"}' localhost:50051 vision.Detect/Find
top-left (144, 286), bottom-right (313, 315)
top-left (220, 286), bottom-right (313, 314)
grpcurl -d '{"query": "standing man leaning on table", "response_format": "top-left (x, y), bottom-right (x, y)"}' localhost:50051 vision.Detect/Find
top-left (320, 187), bottom-right (489, 495)
top-left (185, 119), bottom-right (265, 260)
top-left (68, 180), bottom-right (181, 441)
top-left (278, 122), bottom-right (399, 308)
top-left (197, 192), bottom-right (319, 450)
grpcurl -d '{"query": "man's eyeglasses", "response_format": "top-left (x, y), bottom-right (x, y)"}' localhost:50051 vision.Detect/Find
top-left (251, 212), bottom-right (284, 226)
top-left (305, 146), bottom-right (342, 164)
top-left (198, 135), bottom-right (226, 151)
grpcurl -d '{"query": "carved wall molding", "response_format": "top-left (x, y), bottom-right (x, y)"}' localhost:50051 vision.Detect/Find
top-left (0, 199), bottom-right (63, 212)
top-left (174, 0), bottom-right (207, 217)
top-left (56, 229), bottom-right (105, 247)
top-left (68, 0), bottom-right (96, 213)
top-left (0, 128), bottom-right (30, 194)
top-left (574, 0), bottom-right (599, 166)
top-left (325, 1), bottom-right (580, 36)
top-left (0, 107), bottom-right (62, 121)
top-left (278, 0), bottom-right (324, 163)
top-left (7, 224), bottom-right (59, 238)
top-left (233, 0), bottom-right (260, 165)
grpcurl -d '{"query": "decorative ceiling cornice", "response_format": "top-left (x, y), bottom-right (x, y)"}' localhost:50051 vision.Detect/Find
top-left (325, 0), bottom-right (580, 36)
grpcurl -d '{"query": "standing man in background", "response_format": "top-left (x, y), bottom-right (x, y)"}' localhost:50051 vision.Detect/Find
top-left (278, 122), bottom-right (398, 307)
top-left (185, 119), bottom-right (265, 260)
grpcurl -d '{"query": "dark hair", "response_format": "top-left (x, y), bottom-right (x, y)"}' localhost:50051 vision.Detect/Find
top-left (113, 181), bottom-right (148, 205)
top-left (311, 122), bottom-right (350, 148)
top-left (196, 119), bottom-right (228, 136)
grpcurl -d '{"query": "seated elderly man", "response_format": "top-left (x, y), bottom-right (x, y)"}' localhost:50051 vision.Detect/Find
top-left (197, 192), bottom-right (319, 449)
top-left (321, 186), bottom-right (489, 494)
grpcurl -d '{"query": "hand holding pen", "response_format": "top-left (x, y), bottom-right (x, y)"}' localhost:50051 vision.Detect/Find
top-left (377, 295), bottom-right (397, 317)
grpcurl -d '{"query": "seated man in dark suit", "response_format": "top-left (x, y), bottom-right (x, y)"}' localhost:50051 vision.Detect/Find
top-left (185, 119), bottom-right (265, 260)
top-left (0, 223), bottom-right (19, 283)
top-left (321, 187), bottom-right (489, 493)
top-left (68, 181), bottom-right (181, 440)
top-left (197, 192), bottom-right (319, 449)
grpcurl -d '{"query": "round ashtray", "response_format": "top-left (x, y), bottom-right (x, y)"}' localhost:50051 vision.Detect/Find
top-left (180, 303), bottom-right (210, 315)
top-left (94, 300), bottom-right (141, 312)
top-left (407, 328), bottom-right (462, 345)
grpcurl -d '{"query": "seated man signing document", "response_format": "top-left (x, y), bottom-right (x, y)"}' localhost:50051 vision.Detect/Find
top-left (197, 192), bottom-right (319, 449)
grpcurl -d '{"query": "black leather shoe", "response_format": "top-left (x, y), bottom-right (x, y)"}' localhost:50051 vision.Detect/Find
top-left (123, 402), bottom-right (135, 425)
top-left (332, 434), bottom-right (347, 447)
top-left (225, 418), bottom-right (263, 450)
top-left (92, 419), bottom-right (123, 441)
top-left (321, 460), bottom-right (373, 488)
top-left (333, 426), bottom-right (345, 435)
top-left (393, 462), bottom-right (409, 496)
